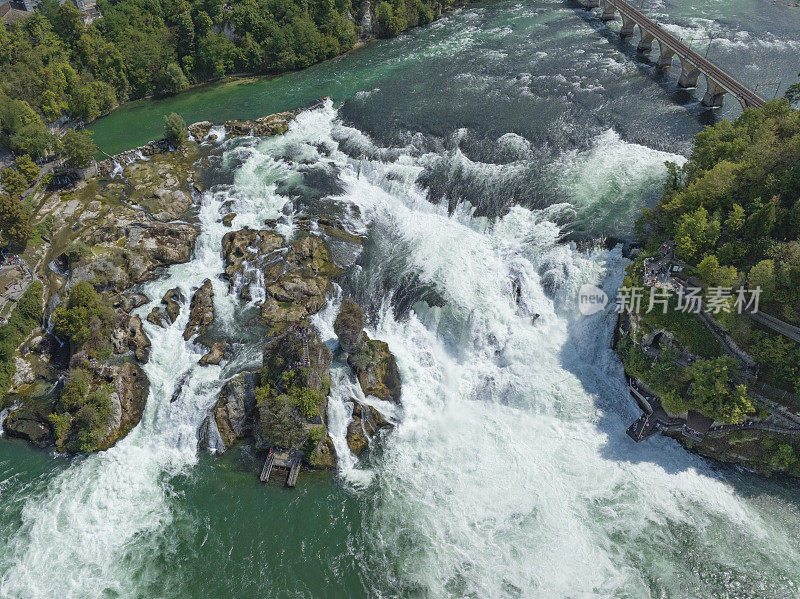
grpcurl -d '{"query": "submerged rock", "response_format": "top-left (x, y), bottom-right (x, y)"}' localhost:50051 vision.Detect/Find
top-left (184, 279), bottom-right (214, 341)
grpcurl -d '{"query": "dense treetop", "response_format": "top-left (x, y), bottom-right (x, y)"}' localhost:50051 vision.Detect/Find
top-left (0, 0), bottom-right (453, 157)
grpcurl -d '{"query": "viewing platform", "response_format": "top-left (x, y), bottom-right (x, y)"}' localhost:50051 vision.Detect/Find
top-left (260, 448), bottom-right (302, 487)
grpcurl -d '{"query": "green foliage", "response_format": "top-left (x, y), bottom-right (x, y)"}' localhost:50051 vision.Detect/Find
top-left (0, 168), bottom-right (29, 197)
top-left (686, 357), bottom-right (753, 424)
top-left (290, 386), bottom-right (320, 419)
top-left (59, 129), bottom-right (97, 168)
top-left (0, 0), bottom-right (451, 157)
top-left (350, 347), bottom-right (372, 371)
top-left (748, 259), bottom-right (776, 298)
top-left (164, 113), bottom-right (187, 147)
top-left (158, 63), bottom-right (190, 96)
top-left (675, 206), bottom-right (720, 263)
top-left (0, 280), bottom-right (42, 407)
top-left (64, 240), bottom-right (91, 265)
top-left (696, 255), bottom-right (738, 288)
top-left (0, 97), bottom-right (52, 158)
top-left (56, 368), bottom-right (91, 413)
top-left (52, 281), bottom-right (113, 351)
top-left (52, 369), bottom-right (112, 452)
top-left (15, 155), bottom-right (40, 185)
top-left (30, 215), bottom-right (54, 246)
top-left (0, 193), bottom-right (32, 249)
top-left (772, 443), bottom-right (797, 471)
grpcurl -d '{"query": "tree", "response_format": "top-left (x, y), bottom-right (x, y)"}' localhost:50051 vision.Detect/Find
top-left (158, 63), bottom-right (190, 96)
top-left (1, 168), bottom-right (29, 197)
top-left (59, 129), bottom-right (97, 168)
top-left (724, 204), bottom-right (745, 233)
top-left (15, 155), bottom-right (40, 184)
top-left (164, 112), bottom-right (187, 147)
top-left (749, 259), bottom-right (776, 298)
top-left (52, 281), bottom-right (112, 350)
top-left (675, 206), bottom-right (720, 263)
top-left (686, 357), bottom-right (753, 424)
top-left (0, 193), bottom-right (32, 249)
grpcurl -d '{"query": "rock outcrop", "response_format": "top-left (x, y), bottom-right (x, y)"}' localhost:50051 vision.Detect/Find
top-left (184, 279), bottom-right (214, 340)
top-left (213, 371), bottom-right (260, 449)
top-left (222, 112), bottom-right (294, 138)
top-left (111, 312), bottom-right (152, 363)
top-left (87, 219), bottom-right (199, 291)
top-left (348, 338), bottom-right (402, 403)
top-left (333, 297), bottom-right (365, 355)
top-left (199, 341), bottom-right (228, 366)
top-left (222, 229), bottom-right (339, 333)
top-left (346, 400), bottom-right (392, 456)
top-left (334, 299), bottom-right (402, 403)
top-left (254, 324), bottom-right (333, 465)
top-left (147, 287), bottom-right (184, 327)
top-left (4, 398), bottom-right (54, 447)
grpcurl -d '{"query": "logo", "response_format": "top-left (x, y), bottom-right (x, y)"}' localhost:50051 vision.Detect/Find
top-left (578, 284), bottom-right (608, 316)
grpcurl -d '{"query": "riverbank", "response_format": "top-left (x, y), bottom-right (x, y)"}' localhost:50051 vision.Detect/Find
top-left (82, 0), bottom-right (471, 157)
top-left (613, 100), bottom-right (800, 478)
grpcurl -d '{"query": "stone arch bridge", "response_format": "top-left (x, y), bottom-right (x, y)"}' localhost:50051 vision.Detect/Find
top-left (582, 0), bottom-right (765, 109)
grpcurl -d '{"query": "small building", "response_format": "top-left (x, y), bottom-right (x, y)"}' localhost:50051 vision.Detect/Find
top-left (682, 410), bottom-right (714, 442)
top-left (0, 1), bottom-right (31, 24)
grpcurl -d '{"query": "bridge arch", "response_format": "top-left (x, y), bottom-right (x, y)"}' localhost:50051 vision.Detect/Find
top-left (637, 25), bottom-right (655, 52)
top-left (656, 39), bottom-right (675, 68)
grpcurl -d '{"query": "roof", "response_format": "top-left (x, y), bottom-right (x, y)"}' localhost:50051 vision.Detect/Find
top-left (1, 1), bottom-right (31, 24)
top-left (686, 410), bottom-right (714, 436)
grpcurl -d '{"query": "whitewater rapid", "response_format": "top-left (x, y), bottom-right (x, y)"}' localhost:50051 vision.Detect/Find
top-left (1, 102), bottom-right (799, 598)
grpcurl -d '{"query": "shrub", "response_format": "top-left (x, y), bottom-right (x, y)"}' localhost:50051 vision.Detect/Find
top-left (290, 386), bottom-right (320, 419)
top-left (164, 113), bottom-right (187, 147)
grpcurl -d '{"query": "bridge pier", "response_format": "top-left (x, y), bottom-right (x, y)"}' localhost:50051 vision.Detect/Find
top-left (702, 76), bottom-right (727, 107)
top-left (677, 57), bottom-right (701, 88)
top-left (620, 13), bottom-right (636, 36)
top-left (637, 29), bottom-right (654, 52)
top-left (600, 1), bottom-right (616, 21)
top-left (657, 41), bottom-right (675, 68)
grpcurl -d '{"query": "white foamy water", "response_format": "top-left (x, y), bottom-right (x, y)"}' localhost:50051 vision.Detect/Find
top-left (1, 101), bottom-right (799, 599)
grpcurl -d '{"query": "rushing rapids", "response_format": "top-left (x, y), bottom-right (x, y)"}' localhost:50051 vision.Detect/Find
top-left (3, 0), bottom-right (800, 596)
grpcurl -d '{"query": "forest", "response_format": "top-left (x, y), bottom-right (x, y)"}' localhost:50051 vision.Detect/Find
top-left (622, 99), bottom-right (800, 424)
top-left (0, 0), bottom-right (454, 159)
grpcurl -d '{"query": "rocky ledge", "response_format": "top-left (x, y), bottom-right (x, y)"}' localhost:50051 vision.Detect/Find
top-left (334, 298), bottom-right (400, 455)
top-left (204, 323), bottom-right (337, 468)
top-left (222, 228), bottom-right (340, 333)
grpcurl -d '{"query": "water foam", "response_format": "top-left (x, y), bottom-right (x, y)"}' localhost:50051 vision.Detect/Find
top-left (2, 100), bottom-right (799, 599)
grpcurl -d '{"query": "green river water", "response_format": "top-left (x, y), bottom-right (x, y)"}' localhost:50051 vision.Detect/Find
top-left (2, 0), bottom-right (800, 597)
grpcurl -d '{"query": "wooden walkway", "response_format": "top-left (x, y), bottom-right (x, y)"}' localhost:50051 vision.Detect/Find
top-left (260, 448), bottom-right (302, 487)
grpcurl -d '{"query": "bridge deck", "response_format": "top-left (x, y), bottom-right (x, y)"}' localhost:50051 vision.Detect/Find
top-left (597, 0), bottom-right (765, 108)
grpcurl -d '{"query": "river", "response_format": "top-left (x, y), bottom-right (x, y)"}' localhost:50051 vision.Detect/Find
top-left (3, 0), bottom-right (800, 597)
